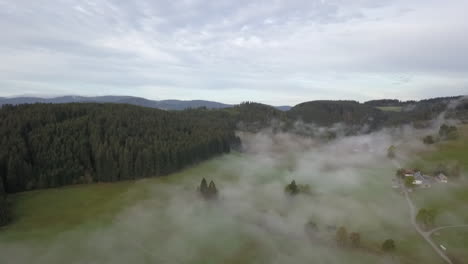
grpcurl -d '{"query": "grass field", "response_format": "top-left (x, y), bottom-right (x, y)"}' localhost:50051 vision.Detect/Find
top-left (0, 152), bottom-right (446, 264)
top-left (432, 228), bottom-right (468, 263)
top-left (4, 124), bottom-right (468, 264)
top-left (408, 125), bottom-right (468, 225)
top-left (406, 125), bottom-right (468, 263)
top-left (411, 125), bottom-right (468, 170)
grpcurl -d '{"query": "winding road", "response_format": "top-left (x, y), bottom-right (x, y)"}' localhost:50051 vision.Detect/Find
top-left (391, 159), bottom-right (465, 264)
top-left (402, 188), bottom-right (454, 264)
top-left (428, 224), bottom-right (468, 235)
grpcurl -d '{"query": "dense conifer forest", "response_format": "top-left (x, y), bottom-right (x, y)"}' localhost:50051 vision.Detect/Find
top-left (0, 103), bottom-right (239, 195)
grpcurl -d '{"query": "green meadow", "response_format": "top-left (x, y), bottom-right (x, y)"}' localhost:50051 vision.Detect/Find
top-left (3, 127), bottom-right (468, 264)
top-left (409, 125), bottom-right (468, 224)
top-left (0, 150), bottom-right (446, 264)
top-left (432, 228), bottom-right (468, 262)
top-left (407, 124), bottom-right (468, 263)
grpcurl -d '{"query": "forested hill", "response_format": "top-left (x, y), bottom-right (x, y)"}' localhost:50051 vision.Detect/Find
top-left (287, 100), bottom-right (386, 128)
top-left (0, 103), bottom-right (240, 195)
top-left (0, 96), bottom-right (233, 110)
top-left (227, 102), bottom-right (287, 131)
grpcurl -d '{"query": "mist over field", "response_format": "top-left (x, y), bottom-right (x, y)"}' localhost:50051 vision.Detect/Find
top-left (2, 120), bottom-right (462, 264)
top-left (1, 0), bottom-right (468, 262)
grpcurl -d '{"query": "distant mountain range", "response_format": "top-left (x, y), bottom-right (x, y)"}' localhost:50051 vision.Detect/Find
top-left (0, 96), bottom-right (292, 111)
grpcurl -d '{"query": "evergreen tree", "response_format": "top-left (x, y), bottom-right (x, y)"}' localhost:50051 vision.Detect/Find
top-left (285, 180), bottom-right (299, 195)
top-left (199, 178), bottom-right (208, 194)
top-left (208, 180), bottom-right (218, 198)
top-left (198, 179), bottom-right (219, 199)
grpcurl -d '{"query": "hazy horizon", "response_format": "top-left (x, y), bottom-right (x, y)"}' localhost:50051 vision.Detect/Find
top-left (1, 93), bottom-right (466, 107)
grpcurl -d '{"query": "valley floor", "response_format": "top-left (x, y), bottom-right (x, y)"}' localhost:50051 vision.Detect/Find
top-left (1, 127), bottom-right (467, 264)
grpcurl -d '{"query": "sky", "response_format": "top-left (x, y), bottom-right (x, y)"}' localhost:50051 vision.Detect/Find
top-left (0, 0), bottom-right (467, 106)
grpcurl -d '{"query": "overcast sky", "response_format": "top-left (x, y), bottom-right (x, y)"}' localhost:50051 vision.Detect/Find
top-left (0, 0), bottom-right (467, 105)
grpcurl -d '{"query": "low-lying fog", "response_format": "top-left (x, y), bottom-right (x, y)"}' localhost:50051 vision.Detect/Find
top-left (0, 122), bottom-right (464, 264)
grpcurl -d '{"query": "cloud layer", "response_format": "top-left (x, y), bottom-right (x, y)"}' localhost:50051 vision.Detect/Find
top-left (0, 0), bottom-right (467, 105)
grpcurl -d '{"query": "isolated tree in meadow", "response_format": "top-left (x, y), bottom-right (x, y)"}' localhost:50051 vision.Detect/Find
top-left (423, 135), bottom-right (435, 144)
top-left (404, 176), bottom-right (415, 188)
top-left (198, 178), bottom-right (218, 199)
top-left (349, 232), bottom-right (361, 248)
top-left (208, 180), bottom-right (218, 198)
top-left (416, 208), bottom-right (437, 229)
top-left (199, 178), bottom-right (208, 194)
top-left (335, 226), bottom-right (348, 247)
top-left (382, 239), bottom-right (396, 253)
top-left (387, 145), bottom-right (396, 159)
top-left (285, 180), bottom-right (299, 195)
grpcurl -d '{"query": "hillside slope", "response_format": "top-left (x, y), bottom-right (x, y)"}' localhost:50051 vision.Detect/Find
top-left (288, 100), bottom-right (386, 130)
top-left (0, 96), bottom-right (233, 110)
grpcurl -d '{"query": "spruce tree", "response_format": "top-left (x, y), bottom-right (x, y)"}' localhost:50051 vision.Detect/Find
top-left (285, 180), bottom-right (299, 195)
top-left (200, 178), bottom-right (208, 195)
top-left (208, 180), bottom-right (218, 198)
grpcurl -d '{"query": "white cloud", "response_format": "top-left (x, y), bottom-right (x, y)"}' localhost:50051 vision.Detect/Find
top-left (0, 0), bottom-right (467, 105)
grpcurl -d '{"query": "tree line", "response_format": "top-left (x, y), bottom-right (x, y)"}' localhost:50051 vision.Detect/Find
top-left (0, 103), bottom-right (241, 192)
top-left (0, 103), bottom-right (241, 225)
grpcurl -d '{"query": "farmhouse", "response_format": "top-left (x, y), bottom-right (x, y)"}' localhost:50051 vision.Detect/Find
top-left (402, 169), bottom-right (416, 177)
top-left (413, 171), bottom-right (432, 188)
top-left (436, 173), bottom-right (448, 183)
top-left (397, 168), bottom-right (449, 189)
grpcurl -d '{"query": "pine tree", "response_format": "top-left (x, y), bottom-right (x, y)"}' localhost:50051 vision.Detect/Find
top-left (285, 180), bottom-right (299, 195)
top-left (199, 178), bottom-right (208, 194)
top-left (208, 180), bottom-right (218, 198)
